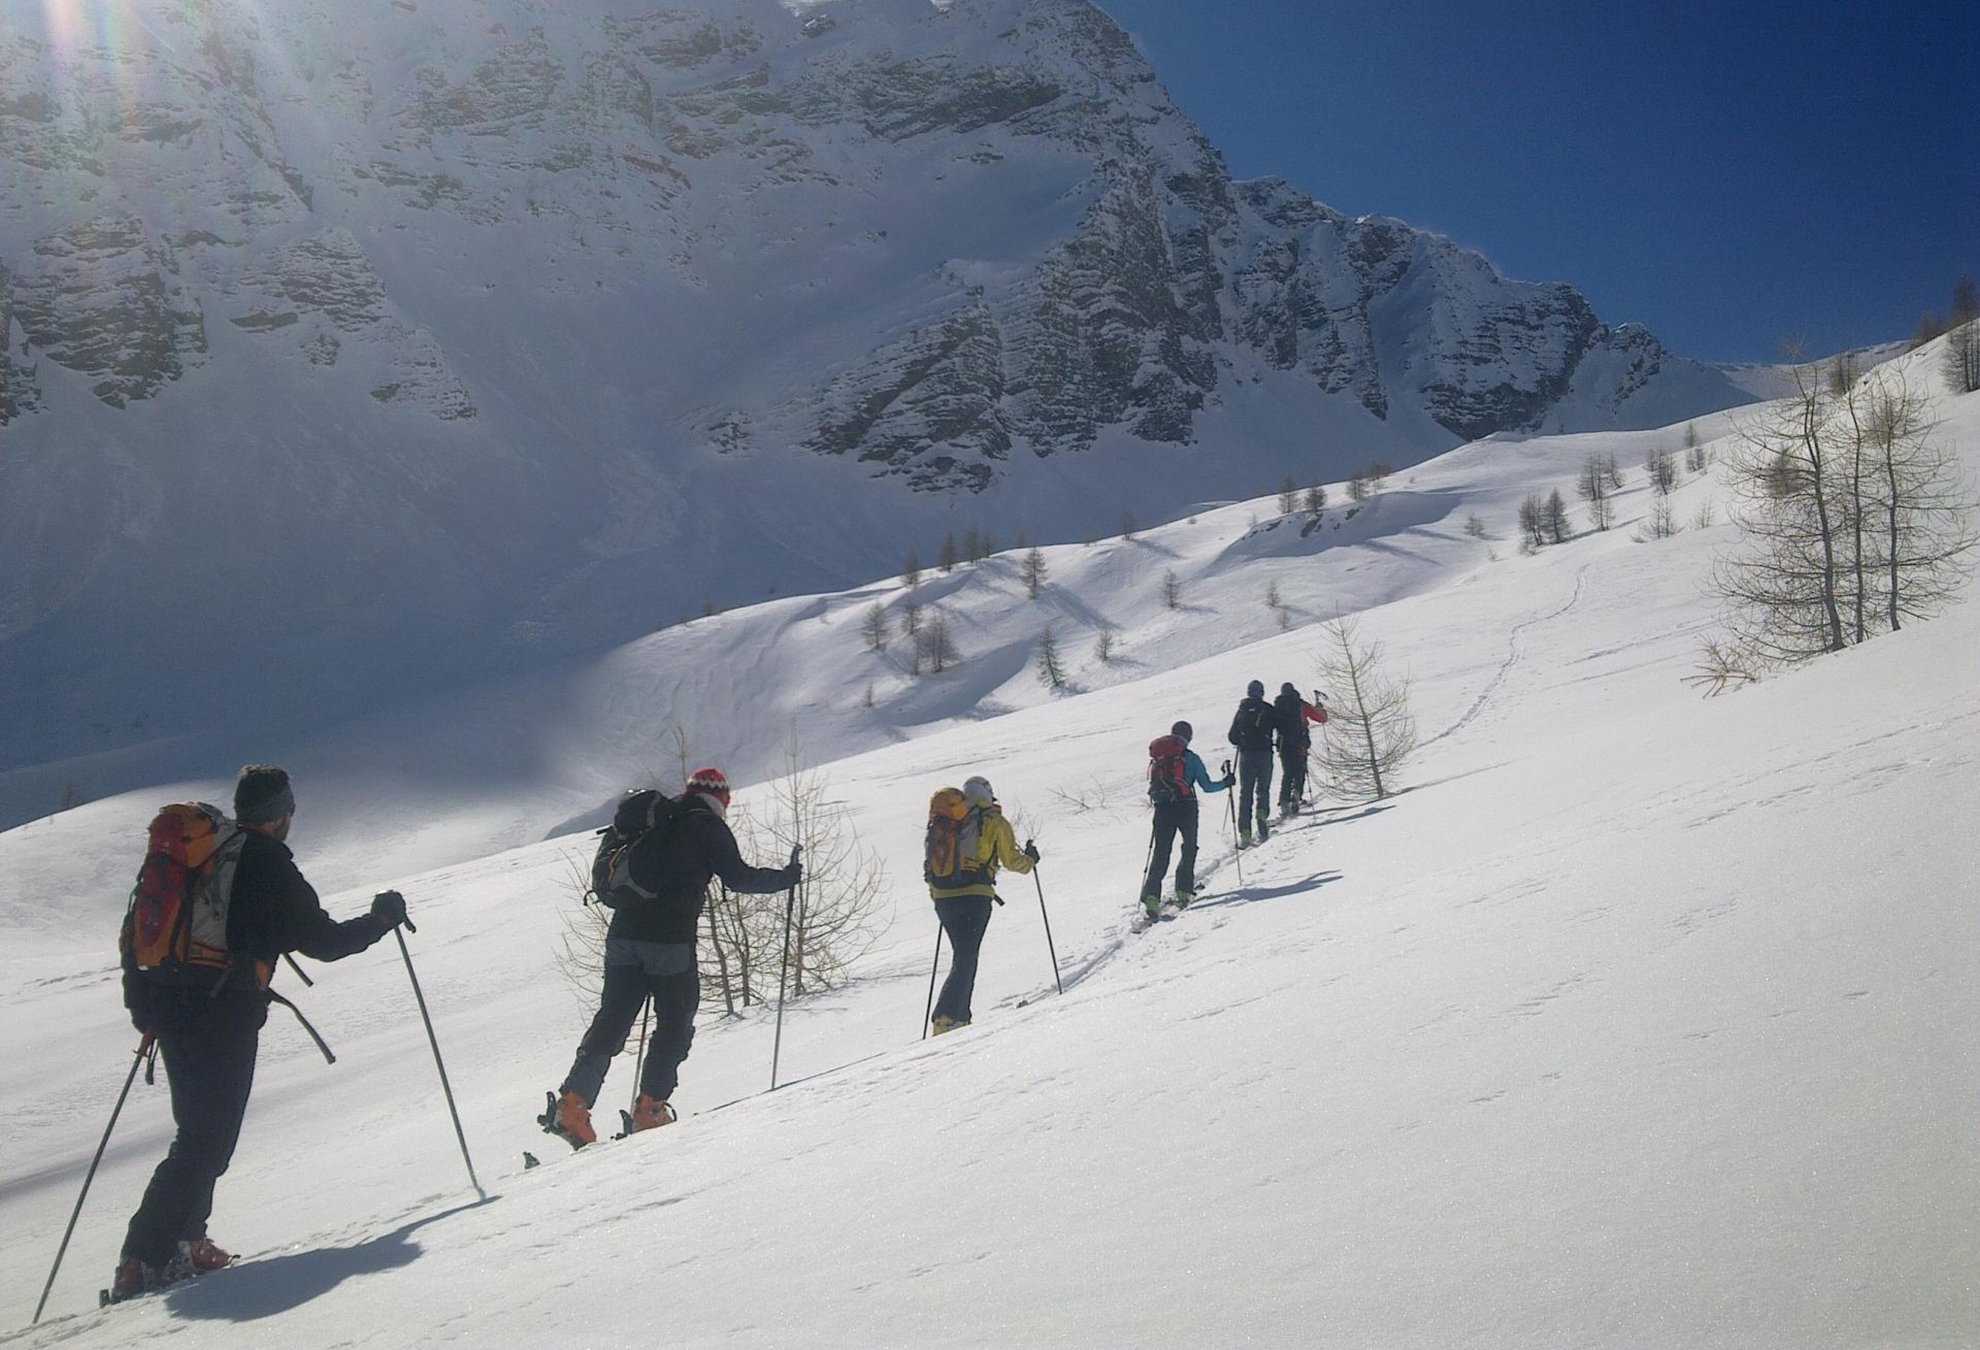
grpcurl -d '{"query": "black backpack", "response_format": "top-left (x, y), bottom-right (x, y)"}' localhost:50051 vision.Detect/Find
top-left (588, 790), bottom-right (686, 908)
top-left (1229, 699), bottom-right (1275, 752)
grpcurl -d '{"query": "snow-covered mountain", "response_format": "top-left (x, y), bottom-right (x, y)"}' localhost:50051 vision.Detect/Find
top-left (3, 342), bottom-right (1973, 1346)
top-left (0, 0), bottom-right (1769, 772)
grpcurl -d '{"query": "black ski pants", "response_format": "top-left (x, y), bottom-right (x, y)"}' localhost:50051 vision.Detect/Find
top-left (1237, 749), bottom-right (1275, 827)
top-left (1142, 799), bottom-right (1200, 899)
top-left (1278, 742), bottom-right (1308, 809)
top-left (932, 896), bottom-right (993, 1026)
top-left (122, 988), bottom-right (265, 1268)
top-left (562, 939), bottom-right (699, 1106)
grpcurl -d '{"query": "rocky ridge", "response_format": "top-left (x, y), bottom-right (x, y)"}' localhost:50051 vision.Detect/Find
top-left (0, 0), bottom-right (1760, 767)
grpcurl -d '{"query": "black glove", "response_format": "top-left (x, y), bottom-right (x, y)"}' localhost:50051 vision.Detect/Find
top-left (1023, 839), bottom-right (1040, 864)
top-left (370, 889), bottom-right (409, 930)
top-left (1222, 773), bottom-right (1236, 789)
top-left (782, 860), bottom-right (804, 889)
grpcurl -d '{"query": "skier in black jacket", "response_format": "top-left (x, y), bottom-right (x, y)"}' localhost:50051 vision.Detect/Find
top-left (548, 767), bottom-right (800, 1147)
top-left (112, 765), bottom-right (405, 1302)
top-left (1273, 682), bottom-right (1326, 815)
top-left (1227, 680), bottom-right (1278, 845)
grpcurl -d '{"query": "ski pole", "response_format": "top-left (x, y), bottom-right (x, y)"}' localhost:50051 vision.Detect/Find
top-left (394, 920), bottom-right (483, 1199)
top-left (629, 995), bottom-right (652, 1117)
top-left (769, 844), bottom-right (803, 1091)
top-left (33, 1033), bottom-right (153, 1325)
top-left (1222, 762), bottom-right (1245, 887)
top-left (1030, 857), bottom-right (1063, 996)
top-left (921, 923), bottom-right (944, 1040)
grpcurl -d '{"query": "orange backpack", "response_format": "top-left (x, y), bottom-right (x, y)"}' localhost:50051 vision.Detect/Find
top-left (923, 788), bottom-right (984, 888)
top-left (121, 803), bottom-right (251, 982)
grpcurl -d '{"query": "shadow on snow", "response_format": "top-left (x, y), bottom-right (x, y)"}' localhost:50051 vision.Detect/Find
top-left (163, 1195), bottom-right (497, 1322)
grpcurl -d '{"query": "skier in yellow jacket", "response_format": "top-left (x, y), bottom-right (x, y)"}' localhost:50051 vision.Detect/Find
top-left (928, 775), bottom-right (1036, 1033)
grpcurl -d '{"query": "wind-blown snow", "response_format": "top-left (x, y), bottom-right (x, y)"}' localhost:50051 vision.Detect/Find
top-left (2, 342), bottom-right (1974, 1346)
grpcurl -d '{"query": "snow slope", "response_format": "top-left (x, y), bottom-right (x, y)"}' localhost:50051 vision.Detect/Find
top-left (0, 398), bottom-right (1762, 940)
top-left (1, 344), bottom-right (1974, 1345)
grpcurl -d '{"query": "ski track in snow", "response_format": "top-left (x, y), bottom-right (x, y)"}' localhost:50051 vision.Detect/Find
top-left (1422, 561), bottom-right (1590, 749)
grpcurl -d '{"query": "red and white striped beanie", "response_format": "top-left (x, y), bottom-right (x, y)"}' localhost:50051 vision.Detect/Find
top-left (686, 767), bottom-right (731, 817)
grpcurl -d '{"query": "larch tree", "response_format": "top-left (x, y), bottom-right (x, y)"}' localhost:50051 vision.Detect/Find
top-left (1036, 627), bottom-right (1066, 690)
top-left (1577, 455), bottom-right (1615, 531)
top-left (1021, 547), bottom-right (1048, 600)
top-left (860, 603), bottom-right (889, 653)
top-left (1314, 614), bottom-right (1417, 800)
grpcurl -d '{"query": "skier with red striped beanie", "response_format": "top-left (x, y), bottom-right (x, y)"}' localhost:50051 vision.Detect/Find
top-left (544, 767), bottom-right (799, 1148)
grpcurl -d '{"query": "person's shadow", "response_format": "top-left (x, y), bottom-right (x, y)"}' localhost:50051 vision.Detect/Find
top-left (165, 1195), bottom-right (497, 1322)
top-left (1190, 871), bottom-right (1341, 909)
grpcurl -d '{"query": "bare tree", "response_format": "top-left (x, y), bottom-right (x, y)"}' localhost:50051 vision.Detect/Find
top-left (1021, 547), bottom-right (1048, 600)
top-left (901, 598), bottom-right (923, 637)
top-left (962, 525), bottom-right (984, 565)
top-left (937, 532), bottom-right (960, 573)
top-left (1278, 476), bottom-right (1299, 514)
top-left (1684, 423), bottom-right (1708, 474)
top-left (1910, 310), bottom-right (1945, 350)
top-left (1314, 614), bottom-right (1416, 800)
top-left (1602, 453), bottom-right (1625, 492)
top-left (1036, 627), bottom-right (1066, 690)
top-left (1544, 488), bottom-right (1570, 544)
top-left (1304, 485), bottom-right (1328, 515)
top-left (919, 613), bottom-right (959, 673)
top-left (1463, 512), bottom-right (1489, 539)
top-left (1120, 509), bottom-right (1138, 541)
top-left (1368, 460), bottom-right (1394, 483)
top-left (1347, 471), bottom-right (1372, 503)
top-left (860, 603), bottom-right (889, 653)
top-left (1577, 455), bottom-right (1615, 530)
top-left (1693, 499), bottom-right (1717, 530)
top-left (1161, 568), bottom-right (1182, 609)
top-left (1683, 637), bottom-right (1763, 697)
top-left (1265, 580), bottom-right (1283, 610)
top-left (1645, 448), bottom-right (1678, 496)
top-left (1634, 497), bottom-right (1681, 541)
top-left (1944, 319), bottom-right (1980, 396)
top-left (1952, 271), bottom-right (1979, 326)
top-left (1715, 360), bottom-right (1852, 661)
top-left (1863, 370), bottom-right (1978, 632)
top-left (715, 745), bottom-right (889, 1005)
top-left (901, 552), bottom-right (922, 587)
top-left (1517, 494), bottom-right (1548, 549)
top-left (1094, 630), bottom-right (1115, 664)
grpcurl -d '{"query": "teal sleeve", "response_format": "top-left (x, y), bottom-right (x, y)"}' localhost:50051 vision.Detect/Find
top-left (1185, 751), bottom-right (1228, 794)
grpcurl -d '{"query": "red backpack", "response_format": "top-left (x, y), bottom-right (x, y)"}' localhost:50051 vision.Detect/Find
top-left (1148, 736), bottom-right (1189, 803)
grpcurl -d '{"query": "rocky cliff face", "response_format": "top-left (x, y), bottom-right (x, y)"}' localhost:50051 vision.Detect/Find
top-left (0, 0), bottom-right (1757, 767)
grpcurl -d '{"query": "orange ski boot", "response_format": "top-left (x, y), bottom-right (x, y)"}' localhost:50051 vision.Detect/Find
top-left (540, 1089), bottom-right (596, 1149)
top-left (625, 1093), bottom-right (678, 1134)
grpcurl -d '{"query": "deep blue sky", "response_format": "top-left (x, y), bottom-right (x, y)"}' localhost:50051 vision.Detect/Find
top-left (1096, 0), bottom-right (1977, 364)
